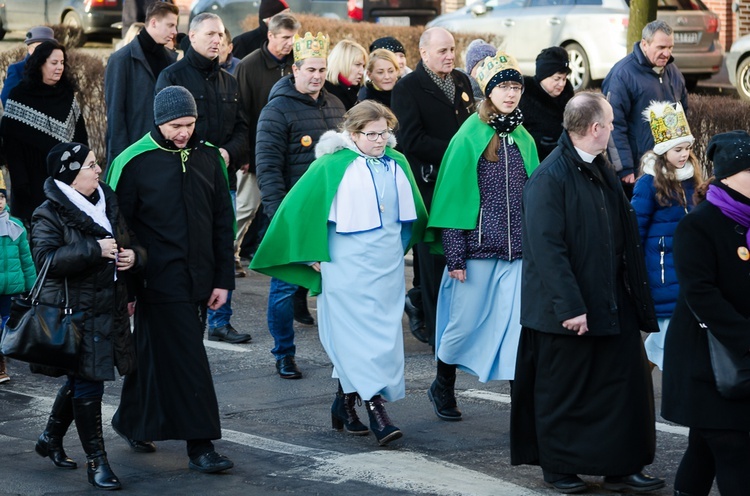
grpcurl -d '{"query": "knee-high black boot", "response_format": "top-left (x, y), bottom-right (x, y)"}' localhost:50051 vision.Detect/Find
top-left (293, 287), bottom-right (314, 325)
top-left (73, 398), bottom-right (121, 490)
top-left (428, 360), bottom-right (462, 421)
top-left (364, 396), bottom-right (402, 446)
top-left (35, 383), bottom-right (77, 469)
top-left (331, 382), bottom-right (368, 435)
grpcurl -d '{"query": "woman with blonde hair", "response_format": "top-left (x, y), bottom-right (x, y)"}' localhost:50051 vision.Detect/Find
top-left (424, 52), bottom-right (539, 421)
top-left (251, 100), bottom-right (427, 446)
top-left (357, 48), bottom-right (400, 108)
top-left (325, 39), bottom-right (368, 110)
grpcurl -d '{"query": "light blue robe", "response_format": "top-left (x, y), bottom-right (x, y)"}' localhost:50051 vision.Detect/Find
top-left (317, 158), bottom-right (411, 402)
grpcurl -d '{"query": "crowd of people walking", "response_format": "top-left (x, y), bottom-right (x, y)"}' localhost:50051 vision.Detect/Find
top-left (0, 4), bottom-right (749, 495)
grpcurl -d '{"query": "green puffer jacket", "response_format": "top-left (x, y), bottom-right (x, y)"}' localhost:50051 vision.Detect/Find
top-left (0, 213), bottom-right (36, 295)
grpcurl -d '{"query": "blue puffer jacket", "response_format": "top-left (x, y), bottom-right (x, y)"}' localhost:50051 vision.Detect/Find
top-left (631, 163), bottom-right (696, 318)
top-left (0, 212), bottom-right (36, 296)
top-left (602, 42), bottom-right (688, 178)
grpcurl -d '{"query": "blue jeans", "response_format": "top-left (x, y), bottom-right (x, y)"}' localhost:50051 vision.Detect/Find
top-left (66, 376), bottom-right (104, 399)
top-left (207, 190), bottom-right (237, 330)
top-left (268, 277), bottom-right (297, 359)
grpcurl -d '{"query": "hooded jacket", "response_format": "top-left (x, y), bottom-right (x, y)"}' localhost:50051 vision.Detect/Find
top-left (255, 75), bottom-right (346, 218)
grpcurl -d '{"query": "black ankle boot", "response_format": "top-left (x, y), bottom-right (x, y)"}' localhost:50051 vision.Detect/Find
top-left (293, 287), bottom-right (314, 325)
top-left (364, 396), bottom-right (402, 446)
top-left (428, 360), bottom-right (462, 421)
top-left (73, 398), bottom-right (121, 490)
top-left (331, 383), bottom-right (368, 435)
top-left (36, 383), bottom-right (77, 469)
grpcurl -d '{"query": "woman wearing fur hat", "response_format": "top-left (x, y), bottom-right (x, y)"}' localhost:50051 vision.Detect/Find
top-left (251, 100), bottom-right (427, 446)
top-left (30, 142), bottom-right (143, 490)
top-left (424, 52), bottom-right (539, 421)
top-left (661, 130), bottom-right (750, 495)
top-left (518, 46), bottom-right (574, 161)
top-left (631, 101), bottom-right (703, 371)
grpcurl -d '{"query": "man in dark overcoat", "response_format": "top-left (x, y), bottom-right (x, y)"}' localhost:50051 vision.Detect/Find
top-left (156, 12), bottom-right (251, 344)
top-left (108, 86), bottom-right (236, 474)
top-left (104, 1), bottom-right (179, 168)
top-left (391, 28), bottom-right (474, 412)
top-left (510, 92), bottom-right (664, 494)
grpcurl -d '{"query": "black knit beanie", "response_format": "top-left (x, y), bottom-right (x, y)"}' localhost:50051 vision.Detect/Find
top-left (707, 130), bottom-right (750, 180)
top-left (535, 46), bottom-right (571, 81)
top-left (154, 86), bottom-right (198, 126)
top-left (259, 0), bottom-right (289, 21)
top-left (47, 142), bottom-right (91, 185)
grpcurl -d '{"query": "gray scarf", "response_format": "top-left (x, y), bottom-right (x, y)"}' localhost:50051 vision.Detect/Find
top-left (0, 210), bottom-right (24, 241)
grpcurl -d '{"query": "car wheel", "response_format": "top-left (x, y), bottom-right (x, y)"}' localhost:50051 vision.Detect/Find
top-left (737, 57), bottom-right (750, 101)
top-left (62, 11), bottom-right (87, 47)
top-left (565, 42), bottom-right (590, 90)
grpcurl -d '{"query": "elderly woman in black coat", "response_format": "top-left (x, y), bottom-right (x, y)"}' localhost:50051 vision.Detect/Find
top-left (662, 130), bottom-right (750, 496)
top-left (30, 142), bottom-right (143, 491)
top-left (517, 46), bottom-right (575, 161)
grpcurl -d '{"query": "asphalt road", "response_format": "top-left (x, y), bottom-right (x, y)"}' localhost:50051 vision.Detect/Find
top-left (0, 265), bottom-right (719, 496)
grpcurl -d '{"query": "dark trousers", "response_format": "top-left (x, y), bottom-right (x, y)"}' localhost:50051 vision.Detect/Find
top-left (674, 428), bottom-right (750, 496)
top-left (415, 242), bottom-right (446, 347)
top-left (66, 376), bottom-right (104, 399)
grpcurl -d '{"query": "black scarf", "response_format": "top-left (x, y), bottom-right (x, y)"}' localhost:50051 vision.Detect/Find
top-left (137, 29), bottom-right (172, 80)
top-left (487, 107), bottom-right (524, 137)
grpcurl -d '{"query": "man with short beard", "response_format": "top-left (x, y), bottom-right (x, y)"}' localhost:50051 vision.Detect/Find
top-left (105, 2), bottom-right (179, 168)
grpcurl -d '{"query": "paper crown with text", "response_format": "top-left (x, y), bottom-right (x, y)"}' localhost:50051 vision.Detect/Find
top-left (642, 101), bottom-right (694, 155)
top-left (293, 32), bottom-right (330, 62)
top-left (475, 51), bottom-right (522, 96)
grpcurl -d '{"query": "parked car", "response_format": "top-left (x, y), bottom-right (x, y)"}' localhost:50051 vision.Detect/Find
top-left (0, 0), bottom-right (122, 43)
top-left (189, 0), bottom-right (439, 45)
top-left (427, 0), bottom-right (723, 90)
top-left (726, 33), bottom-right (750, 100)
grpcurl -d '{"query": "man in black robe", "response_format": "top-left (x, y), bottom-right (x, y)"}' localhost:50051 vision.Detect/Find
top-left (108, 86), bottom-right (236, 474)
top-left (511, 92), bottom-right (664, 494)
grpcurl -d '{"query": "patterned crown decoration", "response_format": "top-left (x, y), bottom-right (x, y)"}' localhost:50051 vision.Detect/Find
top-left (293, 32), bottom-right (330, 62)
top-left (475, 51), bottom-right (521, 94)
top-left (642, 101), bottom-right (694, 155)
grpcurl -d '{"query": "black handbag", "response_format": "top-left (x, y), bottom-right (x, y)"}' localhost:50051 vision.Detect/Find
top-left (690, 305), bottom-right (750, 400)
top-left (0, 255), bottom-right (82, 371)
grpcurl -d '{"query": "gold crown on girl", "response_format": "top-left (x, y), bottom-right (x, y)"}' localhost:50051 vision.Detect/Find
top-left (642, 101), bottom-right (694, 155)
top-left (293, 32), bottom-right (330, 62)
top-left (475, 52), bottom-right (521, 94)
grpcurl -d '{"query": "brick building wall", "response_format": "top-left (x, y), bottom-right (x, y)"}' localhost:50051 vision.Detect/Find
top-left (738, 0), bottom-right (750, 41)
top-left (705, 0), bottom-right (734, 49)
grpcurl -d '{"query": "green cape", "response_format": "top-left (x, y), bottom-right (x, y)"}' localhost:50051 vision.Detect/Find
top-left (249, 146), bottom-right (428, 295)
top-left (424, 113), bottom-right (539, 252)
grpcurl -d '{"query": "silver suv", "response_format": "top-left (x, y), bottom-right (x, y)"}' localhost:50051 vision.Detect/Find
top-left (427, 0), bottom-right (722, 90)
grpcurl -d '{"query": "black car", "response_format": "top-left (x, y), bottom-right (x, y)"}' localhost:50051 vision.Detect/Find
top-left (0, 0), bottom-right (122, 42)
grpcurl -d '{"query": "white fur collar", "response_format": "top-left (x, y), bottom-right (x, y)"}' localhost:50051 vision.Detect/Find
top-left (641, 152), bottom-right (695, 181)
top-left (315, 130), bottom-right (397, 159)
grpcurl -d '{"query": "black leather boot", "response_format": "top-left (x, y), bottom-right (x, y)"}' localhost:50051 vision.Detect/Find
top-left (331, 383), bottom-right (368, 435)
top-left (73, 397), bottom-right (121, 490)
top-left (428, 360), bottom-right (462, 421)
top-left (35, 383), bottom-right (77, 469)
top-left (364, 396), bottom-right (402, 446)
top-left (293, 287), bottom-right (314, 325)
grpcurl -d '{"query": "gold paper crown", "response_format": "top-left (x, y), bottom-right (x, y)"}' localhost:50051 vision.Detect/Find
top-left (643, 101), bottom-right (694, 155)
top-left (475, 51), bottom-right (521, 94)
top-left (293, 32), bottom-right (330, 62)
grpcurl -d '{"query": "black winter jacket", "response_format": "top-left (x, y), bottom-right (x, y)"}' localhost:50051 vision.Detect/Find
top-left (324, 80), bottom-right (359, 110)
top-left (255, 76), bottom-right (345, 218)
top-left (357, 82), bottom-right (392, 108)
top-left (391, 61), bottom-right (474, 208)
top-left (520, 131), bottom-right (658, 336)
top-left (232, 22), bottom-right (267, 60)
top-left (155, 48), bottom-right (250, 189)
top-left (30, 179), bottom-right (144, 381)
top-left (662, 183), bottom-right (750, 431)
top-left (517, 75), bottom-right (573, 162)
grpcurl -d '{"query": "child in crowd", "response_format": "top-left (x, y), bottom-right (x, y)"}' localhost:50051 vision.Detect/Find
top-left (632, 101), bottom-right (703, 371)
top-left (0, 186), bottom-right (37, 383)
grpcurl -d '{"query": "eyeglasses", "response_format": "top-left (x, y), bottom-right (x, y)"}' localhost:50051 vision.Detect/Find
top-left (359, 129), bottom-right (392, 142)
top-left (495, 83), bottom-right (524, 94)
top-left (80, 163), bottom-right (99, 171)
